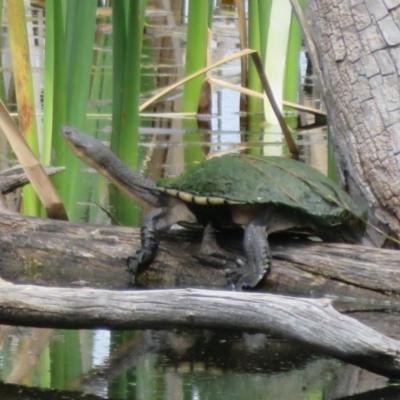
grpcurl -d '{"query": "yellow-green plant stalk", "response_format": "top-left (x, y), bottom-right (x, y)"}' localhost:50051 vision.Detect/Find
top-left (6, 0), bottom-right (40, 215)
top-left (262, 0), bottom-right (292, 156)
top-left (250, 52), bottom-right (298, 157)
top-left (182, 0), bottom-right (210, 164)
top-left (62, 0), bottom-right (97, 220)
top-left (283, 0), bottom-right (305, 132)
top-left (113, 0), bottom-right (147, 164)
top-left (263, 0), bottom-right (292, 125)
top-left (246, 0), bottom-right (272, 154)
top-left (111, 0), bottom-right (126, 150)
top-left (257, 0), bottom-right (272, 66)
top-left (247, 0), bottom-right (263, 102)
top-left (0, 0), bottom-right (5, 101)
top-left (0, 100), bottom-right (68, 220)
top-left (86, 24), bottom-right (113, 224)
top-left (236, 0), bottom-right (247, 111)
top-left (111, 0), bottom-right (147, 227)
top-left (247, 0), bottom-right (261, 81)
top-left (64, 0), bottom-right (97, 128)
top-left (43, 0), bottom-right (66, 167)
top-left (182, 0), bottom-right (210, 112)
top-left (328, 129), bottom-right (338, 183)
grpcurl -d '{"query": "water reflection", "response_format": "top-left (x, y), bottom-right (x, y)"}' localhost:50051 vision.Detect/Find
top-left (0, 326), bottom-right (391, 399)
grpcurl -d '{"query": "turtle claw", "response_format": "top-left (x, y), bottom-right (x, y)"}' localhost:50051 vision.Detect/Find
top-left (226, 257), bottom-right (269, 290)
top-left (225, 258), bottom-right (248, 290)
top-left (127, 249), bottom-right (154, 274)
top-left (127, 256), bottom-right (139, 275)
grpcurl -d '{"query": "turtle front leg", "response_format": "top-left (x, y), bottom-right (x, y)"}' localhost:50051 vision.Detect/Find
top-left (127, 203), bottom-right (194, 275)
top-left (226, 215), bottom-right (271, 290)
top-left (127, 207), bottom-right (173, 274)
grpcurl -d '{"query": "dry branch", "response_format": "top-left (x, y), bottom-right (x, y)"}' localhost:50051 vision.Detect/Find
top-left (0, 101), bottom-right (68, 220)
top-left (0, 165), bottom-right (64, 194)
top-left (1, 285), bottom-right (400, 378)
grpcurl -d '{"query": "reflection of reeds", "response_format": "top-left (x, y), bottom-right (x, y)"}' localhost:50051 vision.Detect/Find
top-left (6, 328), bottom-right (54, 385)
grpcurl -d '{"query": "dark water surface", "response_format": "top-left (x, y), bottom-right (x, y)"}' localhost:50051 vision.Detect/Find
top-left (0, 326), bottom-right (394, 399)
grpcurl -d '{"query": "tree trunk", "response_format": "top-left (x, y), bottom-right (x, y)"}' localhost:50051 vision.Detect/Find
top-left (306, 0), bottom-right (400, 245)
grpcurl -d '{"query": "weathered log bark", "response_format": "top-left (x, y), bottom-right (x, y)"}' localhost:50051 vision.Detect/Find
top-left (0, 165), bottom-right (64, 194)
top-left (0, 210), bottom-right (396, 304)
top-left (1, 210), bottom-right (400, 311)
top-left (1, 285), bottom-right (400, 378)
top-left (306, 0), bottom-right (400, 244)
top-left (0, 209), bottom-right (230, 288)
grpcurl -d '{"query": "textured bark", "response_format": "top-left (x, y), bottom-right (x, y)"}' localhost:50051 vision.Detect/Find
top-left (1, 286), bottom-right (400, 378)
top-left (0, 165), bottom-right (64, 194)
top-left (1, 209), bottom-right (400, 311)
top-left (307, 0), bottom-right (400, 244)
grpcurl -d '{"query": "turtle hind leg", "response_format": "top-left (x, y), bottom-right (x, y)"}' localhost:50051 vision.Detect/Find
top-left (226, 207), bottom-right (316, 290)
top-left (194, 223), bottom-right (235, 269)
top-left (199, 223), bottom-right (224, 257)
top-left (226, 215), bottom-right (271, 290)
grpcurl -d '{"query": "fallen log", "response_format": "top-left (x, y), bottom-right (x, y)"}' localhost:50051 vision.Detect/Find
top-left (0, 209), bottom-right (399, 311)
top-left (0, 155), bottom-right (397, 309)
top-left (0, 165), bottom-right (64, 194)
top-left (0, 285), bottom-right (400, 379)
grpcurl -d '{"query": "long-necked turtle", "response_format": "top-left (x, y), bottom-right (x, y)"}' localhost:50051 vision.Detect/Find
top-left (61, 126), bottom-right (365, 289)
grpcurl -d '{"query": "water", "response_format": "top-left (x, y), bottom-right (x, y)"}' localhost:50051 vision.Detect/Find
top-left (0, 326), bottom-right (393, 399)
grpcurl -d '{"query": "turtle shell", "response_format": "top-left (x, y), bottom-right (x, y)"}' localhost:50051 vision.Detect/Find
top-left (157, 155), bottom-right (365, 227)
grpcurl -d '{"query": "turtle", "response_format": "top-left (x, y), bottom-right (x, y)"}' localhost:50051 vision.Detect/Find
top-left (61, 126), bottom-right (365, 289)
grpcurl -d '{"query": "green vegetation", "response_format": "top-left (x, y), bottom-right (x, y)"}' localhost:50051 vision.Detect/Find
top-left (182, 0), bottom-right (211, 164)
top-left (6, 0), bottom-right (40, 215)
top-left (1, 1), bottom-right (316, 225)
top-left (110, 0), bottom-right (148, 226)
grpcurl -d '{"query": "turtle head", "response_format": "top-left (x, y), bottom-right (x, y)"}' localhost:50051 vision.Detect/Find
top-left (60, 126), bottom-right (109, 168)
